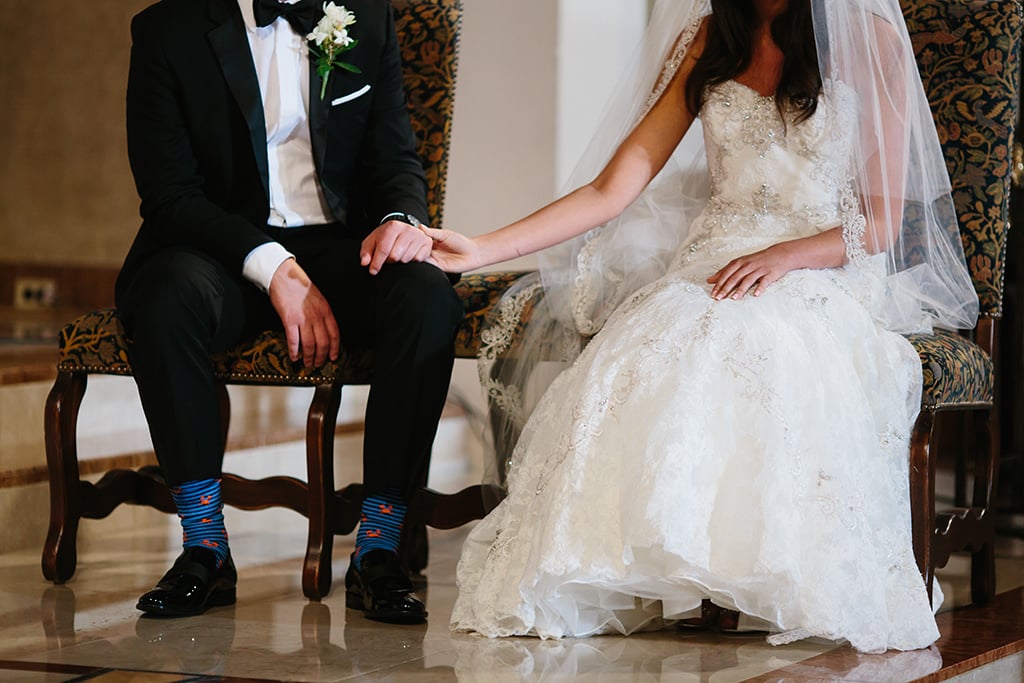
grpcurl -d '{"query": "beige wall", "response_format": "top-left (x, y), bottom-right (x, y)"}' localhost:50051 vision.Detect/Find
top-left (556, 0), bottom-right (646, 190)
top-left (0, 1), bottom-right (152, 267)
top-left (448, 0), bottom-right (645, 273)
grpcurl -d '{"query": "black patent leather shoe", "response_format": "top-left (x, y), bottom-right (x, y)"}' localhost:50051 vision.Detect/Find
top-left (136, 547), bottom-right (237, 617)
top-left (345, 549), bottom-right (427, 624)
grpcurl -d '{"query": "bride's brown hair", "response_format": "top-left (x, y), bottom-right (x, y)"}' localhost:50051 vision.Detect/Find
top-left (685, 0), bottom-right (822, 123)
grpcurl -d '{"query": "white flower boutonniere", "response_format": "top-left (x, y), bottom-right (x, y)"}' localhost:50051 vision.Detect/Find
top-left (307, 2), bottom-right (362, 101)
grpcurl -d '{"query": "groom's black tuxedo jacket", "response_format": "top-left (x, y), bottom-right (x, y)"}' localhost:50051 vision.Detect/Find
top-left (116, 0), bottom-right (429, 298)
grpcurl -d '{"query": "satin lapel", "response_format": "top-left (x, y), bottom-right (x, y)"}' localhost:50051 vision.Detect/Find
top-left (308, 49), bottom-right (330, 175)
top-left (207, 0), bottom-right (270, 197)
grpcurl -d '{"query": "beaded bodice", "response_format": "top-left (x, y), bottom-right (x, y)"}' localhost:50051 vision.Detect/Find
top-left (680, 79), bottom-right (858, 262)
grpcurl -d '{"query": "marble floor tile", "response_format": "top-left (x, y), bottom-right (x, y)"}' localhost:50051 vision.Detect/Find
top-left (0, 426), bottom-right (1021, 682)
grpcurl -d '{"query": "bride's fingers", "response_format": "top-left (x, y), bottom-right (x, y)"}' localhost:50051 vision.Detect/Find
top-left (709, 264), bottom-right (736, 296)
top-left (713, 262), bottom-right (752, 299)
top-left (753, 272), bottom-right (779, 297)
top-left (730, 271), bottom-right (764, 299)
top-left (708, 259), bottom-right (740, 284)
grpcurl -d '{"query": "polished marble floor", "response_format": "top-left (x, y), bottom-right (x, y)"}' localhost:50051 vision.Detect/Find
top-left (1, 431), bottom-right (1023, 682)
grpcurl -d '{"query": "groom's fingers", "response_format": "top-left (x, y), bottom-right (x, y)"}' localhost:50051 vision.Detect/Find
top-left (368, 230), bottom-right (397, 274)
top-left (300, 319), bottom-right (317, 368)
top-left (397, 229), bottom-right (432, 262)
top-left (285, 324), bottom-right (301, 362)
top-left (323, 307), bottom-right (340, 361)
top-left (363, 223), bottom-right (435, 273)
top-left (412, 240), bottom-right (433, 263)
top-left (359, 233), bottom-right (378, 267)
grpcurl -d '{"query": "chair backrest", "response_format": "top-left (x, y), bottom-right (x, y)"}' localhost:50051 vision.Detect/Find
top-left (392, 0), bottom-right (462, 229)
top-left (903, 0), bottom-right (1023, 319)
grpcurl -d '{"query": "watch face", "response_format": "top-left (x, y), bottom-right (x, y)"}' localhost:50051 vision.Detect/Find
top-left (405, 213), bottom-right (422, 229)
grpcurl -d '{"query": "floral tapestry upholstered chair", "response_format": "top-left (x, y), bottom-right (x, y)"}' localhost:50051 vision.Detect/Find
top-left (41, 0), bottom-right (519, 601)
top-left (901, 0), bottom-right (1022, 604)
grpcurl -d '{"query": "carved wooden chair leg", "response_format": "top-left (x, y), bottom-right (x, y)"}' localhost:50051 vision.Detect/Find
top-left (42, 371), bottom-right (88, 584)
top-left (970, 407), bottom-right (999, 604)
top-left (910, 409), bottom-right (937, 604)
top-left (953, 413), bottom-right (969, 507)
top-left (303, 383), bottom-right (342, 600)
top-left (971, 528), bottom-right (998, 605)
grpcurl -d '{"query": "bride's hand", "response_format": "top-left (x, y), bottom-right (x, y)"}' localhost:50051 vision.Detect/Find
top-left (421, 226), bottom-right (481, 273)
top-left (707, 244), bottom-right (796, 300)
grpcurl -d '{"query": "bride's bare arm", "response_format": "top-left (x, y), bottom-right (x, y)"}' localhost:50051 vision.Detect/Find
top-left (419, 22), bottom-right (709, 275)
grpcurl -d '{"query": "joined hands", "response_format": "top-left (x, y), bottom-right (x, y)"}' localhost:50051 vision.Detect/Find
top-left (360, 219), bottom-right (434, 275)
top-left (360, 219), bottom-right (480, 275)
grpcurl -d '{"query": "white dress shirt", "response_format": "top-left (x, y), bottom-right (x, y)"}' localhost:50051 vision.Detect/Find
top-left (238, 0), bottom-right (334, 291)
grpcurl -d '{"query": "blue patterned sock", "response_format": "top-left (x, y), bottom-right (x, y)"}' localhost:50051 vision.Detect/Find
top-left (170, 478), bottom-right (229, 568)
top-left (354, 491), bottom-right (407, 569)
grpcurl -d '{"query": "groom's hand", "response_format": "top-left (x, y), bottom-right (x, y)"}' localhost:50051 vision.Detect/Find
top-left (268, 259), bottom-right (340, 367)
top-left (360, 220), bottom-right (433, 275)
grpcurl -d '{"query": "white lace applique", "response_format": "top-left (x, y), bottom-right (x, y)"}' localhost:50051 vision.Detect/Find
top-left (478, 280), bottom-right (545, 362)
top-left (476, 280), bottom-right (545, 430)
top-left (572, 228), bottom-right (611, 336)
top-left (841, 181), bottom-right (870, 266)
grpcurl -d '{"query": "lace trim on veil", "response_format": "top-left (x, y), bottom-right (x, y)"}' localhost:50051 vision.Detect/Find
top-left (476, 279), bottom-right (545, 429)
top-left (643, 12), bottom-right (708, 116)
top-left (840, 180), bottom-right (871, 266)
top-left (572, 10), bottom-right (710, 336)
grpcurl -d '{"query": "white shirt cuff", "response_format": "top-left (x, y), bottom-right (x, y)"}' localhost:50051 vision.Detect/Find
top-left (242, 242), bottom-right (295, 293)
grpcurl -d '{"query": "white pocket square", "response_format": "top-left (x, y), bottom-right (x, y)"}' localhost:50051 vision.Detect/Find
top-left (331, 85), bottom-right (371, 106)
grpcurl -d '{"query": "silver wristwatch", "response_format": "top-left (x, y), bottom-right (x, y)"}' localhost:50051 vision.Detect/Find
top-left (380, 212), bottom-right (423, 229)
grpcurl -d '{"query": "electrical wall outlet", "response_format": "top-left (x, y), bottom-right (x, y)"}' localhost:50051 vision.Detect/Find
top-left (13, 277), bottom-right (58, 309)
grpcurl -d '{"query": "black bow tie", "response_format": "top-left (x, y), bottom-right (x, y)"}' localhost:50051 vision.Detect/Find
top-left (253, 0), bottom-right (317, 35)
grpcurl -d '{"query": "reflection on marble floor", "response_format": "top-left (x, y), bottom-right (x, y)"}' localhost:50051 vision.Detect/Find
top-left (0, 434), bottom-right (1022, 682)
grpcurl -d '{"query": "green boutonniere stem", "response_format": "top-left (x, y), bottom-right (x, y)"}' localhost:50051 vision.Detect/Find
top-left (313, 47), bottom-right (362, 101)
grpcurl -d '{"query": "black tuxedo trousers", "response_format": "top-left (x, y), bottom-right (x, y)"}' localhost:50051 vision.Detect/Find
top-left (118, 225), bottom-right (464, 497)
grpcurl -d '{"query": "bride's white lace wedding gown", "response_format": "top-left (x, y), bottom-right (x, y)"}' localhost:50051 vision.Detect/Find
top-left (451, 79), bottom-right (941, 654)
